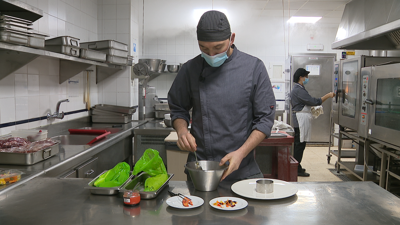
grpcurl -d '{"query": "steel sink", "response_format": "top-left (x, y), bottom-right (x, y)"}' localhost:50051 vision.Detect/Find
top-left (51, 135), bottom-right (99, 145)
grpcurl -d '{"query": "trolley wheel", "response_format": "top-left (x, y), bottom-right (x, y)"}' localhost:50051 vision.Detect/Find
top-left (335, 161), bottom-right (338, 171)
top-left (327, 155), bottom-right (331, 164)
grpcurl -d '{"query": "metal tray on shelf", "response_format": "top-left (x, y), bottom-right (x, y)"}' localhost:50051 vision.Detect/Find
top-left (80, 48), bottom-right (106, 62)
top-left (120, 173), bottom-right (174, 199)
top-left (0, 15), bottom-right (33, 25)
top-left (155, 103), bottom-right (170, 111)
top-left (45, 36), bottom-right (80, 47)
top-left (44, 45), bottom-right (80, 57)
top-left (91, 108), bottom-right (127, 116)
top-left (28, 33), bottom-right (46, 48)
top-left (0, 143), bottom-right (59, 165)
top-left (96, 48), bottom-right (128, 57)
top-left (106, 55), bottom-right (128, 65)
top-left (80, 40), bottom-right (128, 51)
top-left (93, 104), bottom-right (137, 114)
top-left (0, 29), bottom-right (28, 45)
top-left (85, 170), bottom-right (134, 195)
top-left (0, 22), bottom-right (30, 32)
top-left (92, 115), bottom-right (132, 124)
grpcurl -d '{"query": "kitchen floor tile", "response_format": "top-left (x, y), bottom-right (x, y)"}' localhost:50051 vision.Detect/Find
top-left (296, 146), bottom-right (360, 182)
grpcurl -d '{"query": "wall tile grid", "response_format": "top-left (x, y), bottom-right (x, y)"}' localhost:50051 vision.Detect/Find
top-left (0, 0), bottom-right (100, 135)
top-left (97, 0), bottom-right (139, 111)
top-left (141, 0), bottom-right (345, 98)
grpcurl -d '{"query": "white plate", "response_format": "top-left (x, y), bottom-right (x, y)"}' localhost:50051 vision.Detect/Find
top-left (209, 197), bottom-right (248, 211)
top-left (231, 179), bottom-right (298, 200)
top-left (166, 196), bottom-right (204, 209)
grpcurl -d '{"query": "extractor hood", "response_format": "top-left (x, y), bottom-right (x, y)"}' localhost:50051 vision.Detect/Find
top-left (332, 0), bottom-right (400, 50)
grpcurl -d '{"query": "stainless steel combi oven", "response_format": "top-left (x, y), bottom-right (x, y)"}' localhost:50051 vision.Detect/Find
top-left (332, 56), bottom-right (400, 133)
top-left (363, 63), bottom-right (400, 147)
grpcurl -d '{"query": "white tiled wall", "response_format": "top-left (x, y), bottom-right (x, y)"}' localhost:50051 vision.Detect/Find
top-left (96, 0), bottom-right (140, 113)
top-left (0, 0), bottom-right (100, 135)
top-left (140, 0), bottom-right (345, 98)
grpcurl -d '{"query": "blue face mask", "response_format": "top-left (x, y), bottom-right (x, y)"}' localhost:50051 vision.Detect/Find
top-left (303, 78), bottom-right (309, 85)
top-left (201, 38), bottom-right (231, 67)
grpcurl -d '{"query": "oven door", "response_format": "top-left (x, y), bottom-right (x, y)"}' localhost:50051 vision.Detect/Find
top-left (338, 58), bottom-right (361, 131)
top-left (368, 63), bottom-right (400, 147)
top-left (332, 61), bottom-right (340, 124)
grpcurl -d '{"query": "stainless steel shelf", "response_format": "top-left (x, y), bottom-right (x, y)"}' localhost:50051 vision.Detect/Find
top-left (331, 132), bottom-right (353, 140)
top-left (338, 161), bottom-right (380, 182)
top-left (339, 130), bottom-right (366, 143)
top-left (330, 149), bottom-right (356, 158)
top-left (0, 42), bottom-right (126, 84)
top-left (149, 72), bottom-right (177, 82)
top-left (370, 143), bottom-right (400, 160)
top-left (388, 171), bottom-right (400, 181)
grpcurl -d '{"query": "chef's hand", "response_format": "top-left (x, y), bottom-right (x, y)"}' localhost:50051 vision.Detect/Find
top-left (321, 92), bottom-right (335, 103)
top-left (174, 118), bottom-right (197, 152)
top-left (177, 131), bottom-right (197, 152)
top-left (219, 150), bottom-right (246, 181)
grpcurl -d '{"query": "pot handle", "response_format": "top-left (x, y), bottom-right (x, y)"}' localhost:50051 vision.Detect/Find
top-left (335, 89), bottom-right (341, 103)
top-left (342, 89), bottom-right (345, 104)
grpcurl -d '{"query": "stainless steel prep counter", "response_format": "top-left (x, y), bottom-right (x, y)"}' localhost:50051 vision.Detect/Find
top-left (0, 119), bottom-right (148, 194)
top-left (1, 178), bottom-right (399, 225)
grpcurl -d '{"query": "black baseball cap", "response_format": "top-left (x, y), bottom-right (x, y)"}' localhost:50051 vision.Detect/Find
top-left (293, 68), bottom-right (310, 82)
top-left (197, 10), bottom-right (231, 42)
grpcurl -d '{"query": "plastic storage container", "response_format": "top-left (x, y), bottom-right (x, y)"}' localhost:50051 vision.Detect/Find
top-left (0, 170), bottom-right (22, 185)
top-left (123, 190), bottom-right (141, 206)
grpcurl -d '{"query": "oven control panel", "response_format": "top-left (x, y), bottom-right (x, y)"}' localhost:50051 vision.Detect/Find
top-left (360, 75), bottom-right (369, 125)
top-left (333, 64), bottom-right (339, 95)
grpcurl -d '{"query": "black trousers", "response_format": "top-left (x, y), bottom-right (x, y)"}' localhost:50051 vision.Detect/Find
top-left (294, 127), bottom-right (306, 172)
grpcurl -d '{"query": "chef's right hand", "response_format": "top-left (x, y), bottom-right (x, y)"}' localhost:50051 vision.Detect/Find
top-left (328, 92), bottom-right (335, 98)
top-left (177, 131), bottom-right (197, 152)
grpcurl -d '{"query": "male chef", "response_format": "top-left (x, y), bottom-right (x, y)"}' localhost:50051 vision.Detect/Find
top-left (168, 10), bottom-right (275, 181)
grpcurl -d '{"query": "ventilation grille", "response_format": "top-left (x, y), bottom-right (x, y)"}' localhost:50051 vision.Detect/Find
top-left (388, 29), bottom-right (400, 48)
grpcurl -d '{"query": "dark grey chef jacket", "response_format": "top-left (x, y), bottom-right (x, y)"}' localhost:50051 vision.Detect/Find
top-left (168, 45), bottom-right (275, 181)
top-left (290, 83), bottom-right (322, 128)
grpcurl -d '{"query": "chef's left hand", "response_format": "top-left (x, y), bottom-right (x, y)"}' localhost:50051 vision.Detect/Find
top-left (219, 150), bottom-right (246, 181)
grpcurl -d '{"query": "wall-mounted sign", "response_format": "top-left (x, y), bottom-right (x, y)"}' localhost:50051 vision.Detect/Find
top-left (305, 65), bottom-right (320, 76)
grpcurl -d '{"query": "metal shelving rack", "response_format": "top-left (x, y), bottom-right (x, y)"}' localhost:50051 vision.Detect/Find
top-left (327, 114), bottom-right (380, 184)
top-left (369, 137), bottom-right (400, 194)
top-left (0, 0), bottom-right (127, 84)
top-left (0, 42), bottom-right (126, 84)
top-left (327, 116), bottom-right (356, 164)
top-left (336, 128), bottom-right (379, 183)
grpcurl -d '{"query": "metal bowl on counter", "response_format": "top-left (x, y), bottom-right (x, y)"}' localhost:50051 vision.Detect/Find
top-left (185, 161), bottom-right (228, 191)
top-left (167, 65), bottom-right (180, 73)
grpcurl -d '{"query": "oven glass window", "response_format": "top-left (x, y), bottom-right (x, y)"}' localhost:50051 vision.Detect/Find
top-left (375, 78), bottom-right (400, 131)
top-left (341, 61), bottom-right (358, 118)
